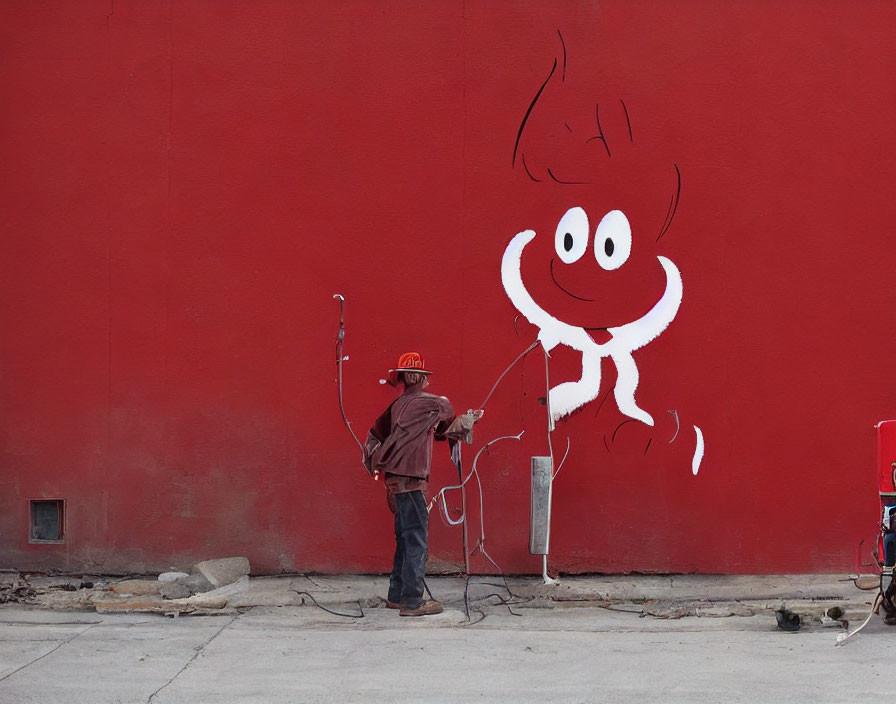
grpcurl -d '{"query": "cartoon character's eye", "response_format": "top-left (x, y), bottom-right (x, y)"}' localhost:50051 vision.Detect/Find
top-left (594, 210), bottom-right (632, 271)
top-left (555, 207), bottom-right (589, 264)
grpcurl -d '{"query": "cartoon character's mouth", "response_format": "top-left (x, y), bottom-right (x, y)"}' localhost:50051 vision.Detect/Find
top-left (502, 228), bottom-right (682, 335)
top-left (549, 258), bottom-right (594, 302)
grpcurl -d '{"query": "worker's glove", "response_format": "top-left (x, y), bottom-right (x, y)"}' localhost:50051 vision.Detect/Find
top-left (458, 409), bottom-right (483, 444)
top-left (441, 410), bottom-right (485, 444)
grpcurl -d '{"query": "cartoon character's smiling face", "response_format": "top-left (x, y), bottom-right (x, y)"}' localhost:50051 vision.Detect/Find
top-left (550, 207), bottom-right (634, 329)
top-left (501, 183), bottom-right (684, 422)
top-left (516, 194), bottom-right (676, 334)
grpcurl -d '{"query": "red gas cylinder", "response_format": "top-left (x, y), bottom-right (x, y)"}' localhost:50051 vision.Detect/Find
top-left (875, 421), bottom-right (896, 567)
top-left (877, 420), bottom-right (896, 494)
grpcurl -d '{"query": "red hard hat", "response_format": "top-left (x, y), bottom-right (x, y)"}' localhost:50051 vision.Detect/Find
top-left (388, 352), bottom-right (432, 384)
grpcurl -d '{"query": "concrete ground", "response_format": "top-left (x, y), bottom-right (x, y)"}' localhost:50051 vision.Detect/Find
top-left (1, 574), bottom-right (893, 703)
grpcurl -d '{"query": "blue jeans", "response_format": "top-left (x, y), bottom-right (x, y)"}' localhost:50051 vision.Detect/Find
top-left (388, 490), bottom-right (428, 609)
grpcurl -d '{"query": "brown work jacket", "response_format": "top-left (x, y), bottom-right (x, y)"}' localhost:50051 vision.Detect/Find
top-left (365, 386), bottom-right (455, 481)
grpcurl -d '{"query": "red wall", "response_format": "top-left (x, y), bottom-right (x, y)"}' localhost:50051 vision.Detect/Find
top-left (2, 1), bottom-right (895, 574)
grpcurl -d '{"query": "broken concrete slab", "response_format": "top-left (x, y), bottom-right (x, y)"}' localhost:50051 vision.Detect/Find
top-left (158, 571), bottom-right (189, 583)
top-left (109, 579), bottom-right (161, 596)
top-left (93, 592), bottom-right (228, 614)
top-left (646, 605), bottom-right (690, 619)
top-left (177, 571), bottom-right (215, 594)
top-left (25, 588), bottom-right (100, 610)
top-left (853, 575), bottom-right (880, 590)
top-left (694, 604), bottom-right (754, 618)
top-left (193, 557), bottom-right (250, 589)
top-left (203, 575), bottom-right (250, 599)
top-left (159, 581), bottom-right (192, 600)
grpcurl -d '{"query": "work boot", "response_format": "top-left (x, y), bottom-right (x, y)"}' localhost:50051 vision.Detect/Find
top-left (399, 600), bottom-right (444, 617)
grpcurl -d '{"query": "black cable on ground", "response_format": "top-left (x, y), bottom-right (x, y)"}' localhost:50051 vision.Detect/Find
top-left (477, 593), bottom-right (524, 616)
top-left (466, 608), bottom-right (487, 625)
top-left (423, 578), bottom-right (436, 601)
top-left (462, 574), bottom-right (533, 621)
top-left (291, 590), bottom-right (365, 618)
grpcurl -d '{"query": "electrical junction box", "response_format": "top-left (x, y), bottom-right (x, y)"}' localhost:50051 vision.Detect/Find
top-left (529, 456), bottom-right (553, 555)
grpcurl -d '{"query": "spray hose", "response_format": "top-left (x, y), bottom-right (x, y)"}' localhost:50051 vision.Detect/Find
top-left (478, 340), bottom-right (539, 410)
top-left (428, 431), bottom-right (525, 525)
top-left (333, 294), bottom-right (366, 463)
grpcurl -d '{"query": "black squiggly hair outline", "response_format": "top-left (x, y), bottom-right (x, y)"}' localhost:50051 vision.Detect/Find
top-left (521, 154), bottom-right (542, 183)
top-left (557, 29), bottom-right (567, 82)
top-left (512, 59), bottom-right (557, 169)
top-left (620, 98), bottom-right (633, 142)
top-left (547, 168), bottom-right (588, 185)
top-left (657, 163), bottom-right (682, 241)
top-left (513, 30), bottom-right (568, 171)
top-left (585, 103), bottom-right (612, 157)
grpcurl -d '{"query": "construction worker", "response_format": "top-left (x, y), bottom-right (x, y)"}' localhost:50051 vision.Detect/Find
top-left (364, 352), bottom-right (482, 616)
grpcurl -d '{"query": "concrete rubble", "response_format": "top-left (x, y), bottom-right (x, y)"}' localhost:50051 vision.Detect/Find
top-left (1, 568), bottom-right (891, 632)
top-left (1, 557), bottom-right (251, 615)
top-left (0, 569), bottom-right (36, 604)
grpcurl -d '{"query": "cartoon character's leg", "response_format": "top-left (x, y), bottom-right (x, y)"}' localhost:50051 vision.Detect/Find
top-left (548, 348), bottom-right (602, 421)
top-left (611, 353), bottom-right (654, 426)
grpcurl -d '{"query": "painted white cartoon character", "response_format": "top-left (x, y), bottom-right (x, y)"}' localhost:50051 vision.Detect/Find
top-left (500, 33), bottom-right (704, 474)
top-left (502, 205), bottom-right (681, 427)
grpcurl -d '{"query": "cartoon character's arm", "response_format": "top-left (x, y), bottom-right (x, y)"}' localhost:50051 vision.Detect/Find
top-left (548, 346), bottom-right (603, 421)
top-left (501, 230), bottom-right (594, 352)
top-left (602, 255), bottom-right (682, 426)
top-left (607, 255), bottom-right (682, 352)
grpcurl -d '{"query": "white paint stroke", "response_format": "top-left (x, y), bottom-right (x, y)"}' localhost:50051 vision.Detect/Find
top-left (692, 425), bottom-right (704, 476)
top-left (667, 409), bottom-right (680, 444)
